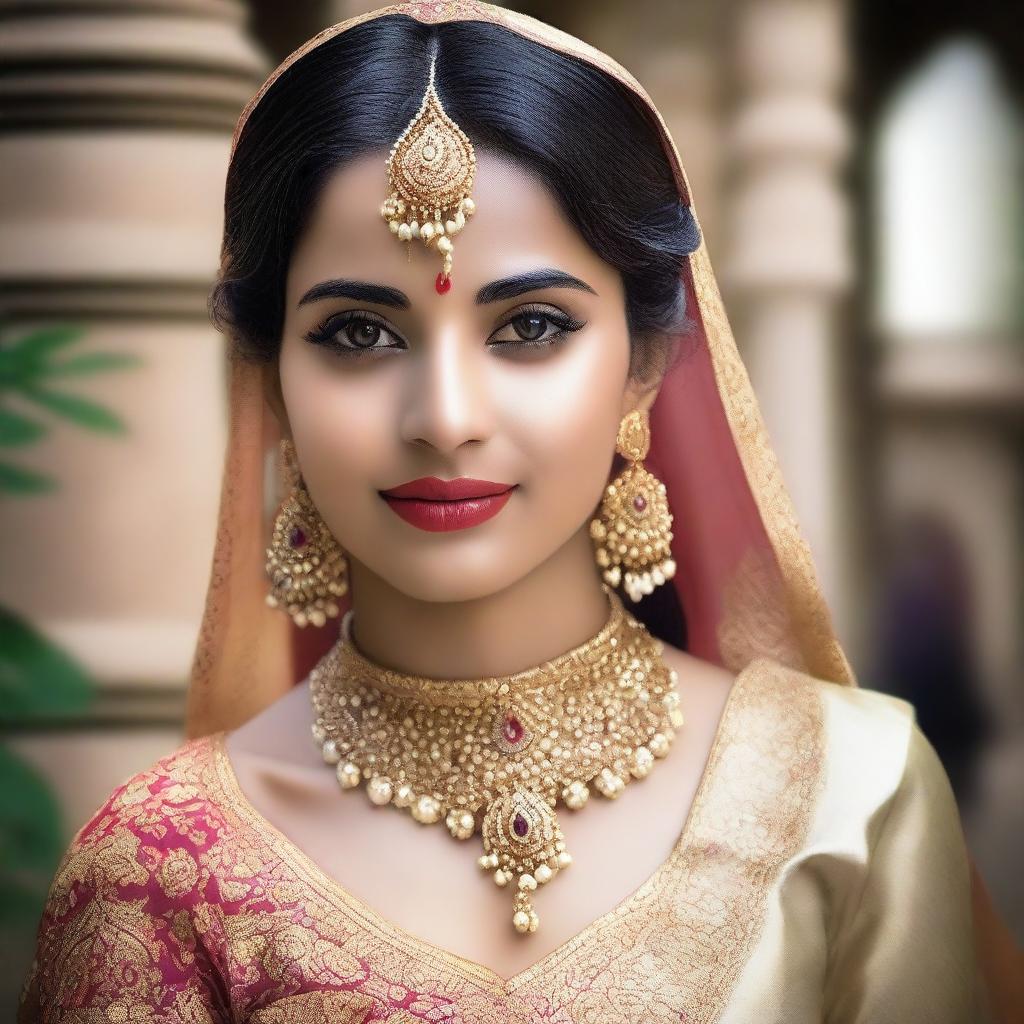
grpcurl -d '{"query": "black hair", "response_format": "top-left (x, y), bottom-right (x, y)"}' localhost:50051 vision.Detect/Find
top-left (212, 14), bottom-right (700, 385)
top-left (212, 14), bottom-right (697, 647)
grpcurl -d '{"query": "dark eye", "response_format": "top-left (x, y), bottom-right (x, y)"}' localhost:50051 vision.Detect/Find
top-left (489, 305), bottom-right (587, 350)
top-left (304, 311), bottom-right (404, 355)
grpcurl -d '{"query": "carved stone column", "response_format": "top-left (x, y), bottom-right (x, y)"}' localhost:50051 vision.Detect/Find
top-left (0, 0), bottom-right (269, 996)
top-left (0, 0), bottom-right (266, 711)
top-left (723, 0), bottom-right (857, 655)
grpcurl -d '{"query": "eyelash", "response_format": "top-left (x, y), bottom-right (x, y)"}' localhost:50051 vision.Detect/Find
top-left (303, 303), bottom-right (587, 358)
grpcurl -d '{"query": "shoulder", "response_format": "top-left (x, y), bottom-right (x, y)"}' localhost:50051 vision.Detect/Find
top-left (709, 661), bottom-right (969, 902)
top-left (732, 654), bottom-right (920, 771)
top-left (42, 733), bottom-right (231, 925)
top-left (70, 731), bottom-right (223, 844)
top-left (671, 652), bottom-right (943, 831)
top-left (20, 735), bottom-right (235, 1015)
top-left (815, 671), bottom-right (918, 751)
top-left (812, 671), bottom-right (934, 814)
top-left (658, 647), bottom-right (925, 782)
top-left (741, 661), bottom-right (960, 852)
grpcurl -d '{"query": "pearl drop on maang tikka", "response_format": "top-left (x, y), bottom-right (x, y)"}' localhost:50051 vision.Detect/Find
top-left (309, 588), bottom-right (686, 936)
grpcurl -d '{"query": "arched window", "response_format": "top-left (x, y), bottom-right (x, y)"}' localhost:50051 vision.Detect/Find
top-left (873, 37), bottom-right (1022, 340)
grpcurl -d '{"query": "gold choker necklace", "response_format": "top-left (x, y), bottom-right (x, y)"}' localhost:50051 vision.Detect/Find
top-left (309, 586), bottom-right (685, 936)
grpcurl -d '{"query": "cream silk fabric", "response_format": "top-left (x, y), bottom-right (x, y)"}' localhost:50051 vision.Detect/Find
top-left (19, 660), bottom-right (989, 1022)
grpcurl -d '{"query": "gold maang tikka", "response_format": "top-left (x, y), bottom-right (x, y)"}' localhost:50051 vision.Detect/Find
top-left (381, 50), bottom-right (476, 294)
top-left (310, 586), bottom-right (685, 936)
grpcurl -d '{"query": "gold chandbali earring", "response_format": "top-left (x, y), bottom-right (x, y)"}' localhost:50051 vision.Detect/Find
top-left (380, 48), bottom-right (476, 295)
top-left (309, 587), bottom-right (685, 936)
top-left (265, 439), bottom-right (348, 627)
top-left (590, 410), bottom-right (676, 602)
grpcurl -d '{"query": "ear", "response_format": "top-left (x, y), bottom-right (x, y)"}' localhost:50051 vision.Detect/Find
top-left (620, 373), bottom-right (663, 421)
top-left (261, 360), bottom-right (292, 440)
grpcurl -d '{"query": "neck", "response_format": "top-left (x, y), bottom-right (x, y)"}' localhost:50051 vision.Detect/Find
top-left (344, 522), bottom-right (612, 679)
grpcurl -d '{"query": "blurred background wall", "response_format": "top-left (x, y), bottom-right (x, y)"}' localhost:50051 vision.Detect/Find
top-left (1, 0), bottom-right (1021, 1006)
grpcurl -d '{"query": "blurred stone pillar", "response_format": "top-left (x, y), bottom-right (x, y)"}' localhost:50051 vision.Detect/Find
top-left (0, 0), bottom-right (266, 712)
top-left (723, 0), bottom-right (857, 657)
top-left (563, 0), bottom-right (724, 258)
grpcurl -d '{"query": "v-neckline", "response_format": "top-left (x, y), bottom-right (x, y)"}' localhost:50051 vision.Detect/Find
top-left (207, 657), bottom-right (762, 995)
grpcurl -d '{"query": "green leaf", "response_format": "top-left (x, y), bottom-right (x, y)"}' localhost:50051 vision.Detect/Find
top-left (43, 352), bottom-right (143, 378)
top-left (0, 325), bottom-right (87, 388)
top-left (3, 325), bottom-right (85, 363)
top-left (0, 746), bottom-right (65, 927)
top-left (0, 460), bottom-right (55, 494)
top-left (0, 608), bottom-right (95, 722)
top-left (0, 407), bottom-right (47, 446)
top-left (18, 385), bottom-right (126, 434)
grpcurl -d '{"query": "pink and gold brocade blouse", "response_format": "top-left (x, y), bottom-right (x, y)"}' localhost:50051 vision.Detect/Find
top-left (18, 659), bottom-right (988, 1023)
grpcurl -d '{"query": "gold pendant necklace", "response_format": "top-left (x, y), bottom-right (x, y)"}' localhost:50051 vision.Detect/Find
top-left (309, 586), bottom-right (684, 935)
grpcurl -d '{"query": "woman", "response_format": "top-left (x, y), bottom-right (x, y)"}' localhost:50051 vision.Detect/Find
top-left (18, 3), bottom-right (1000, 1021)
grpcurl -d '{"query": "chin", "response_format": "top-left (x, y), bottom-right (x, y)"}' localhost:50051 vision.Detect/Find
top-left (355, 546), bottom-right (533, 605)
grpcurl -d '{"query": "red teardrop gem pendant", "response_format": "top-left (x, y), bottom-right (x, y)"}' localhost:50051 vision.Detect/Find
top-left (502, 713), bottom-right (525, 745)
top-left (435, 271), bottom-right (451, 294)
top-left (513, 812), bottom-right (529, 837)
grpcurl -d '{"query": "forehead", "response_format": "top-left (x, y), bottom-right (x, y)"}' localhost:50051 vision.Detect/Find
top-left (286, 149), bottom-right (619, 305)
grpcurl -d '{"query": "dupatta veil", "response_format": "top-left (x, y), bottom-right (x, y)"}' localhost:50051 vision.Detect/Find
top-left (186, 0), bottom-right (855, 742)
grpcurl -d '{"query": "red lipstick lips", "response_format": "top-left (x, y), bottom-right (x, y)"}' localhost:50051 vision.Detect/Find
top-left (379, 476), bottom-right (516, 532)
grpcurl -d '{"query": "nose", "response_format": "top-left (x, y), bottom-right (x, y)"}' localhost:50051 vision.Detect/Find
top-left (399, 326), bottom-right (495, 456)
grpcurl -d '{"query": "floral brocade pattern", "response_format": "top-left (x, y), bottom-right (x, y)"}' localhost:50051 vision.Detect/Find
top-left (19, 660), bottom-right (824, 1023)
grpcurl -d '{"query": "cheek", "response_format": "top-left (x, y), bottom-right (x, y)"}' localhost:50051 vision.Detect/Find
top-left (277, 341), bottom-right (392, 514)
top-left (506, 321), bottom-right (629, 507)
top-left (276, 312), bottom-right (630, 548)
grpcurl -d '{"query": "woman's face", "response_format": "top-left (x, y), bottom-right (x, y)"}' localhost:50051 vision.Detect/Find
top-left (275, 149), bottom-right (657, 604)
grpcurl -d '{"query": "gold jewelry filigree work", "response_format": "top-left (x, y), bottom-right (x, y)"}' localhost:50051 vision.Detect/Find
top-left (265, 440), bottom-right (348, 627)
top-left (309, 586), bottom-right (685, 936)
top-left (590, 410), bottom-right (676, 602)
top-left (381, 50), bottom-right (477, 294)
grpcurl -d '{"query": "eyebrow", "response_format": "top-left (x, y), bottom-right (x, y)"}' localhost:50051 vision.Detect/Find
top-left (297, 268), bottom-right (597, 309)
